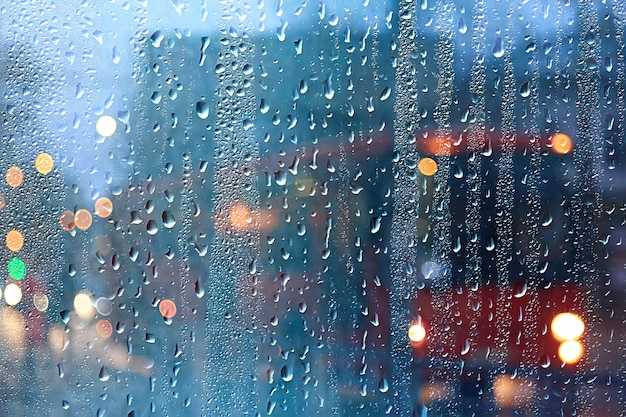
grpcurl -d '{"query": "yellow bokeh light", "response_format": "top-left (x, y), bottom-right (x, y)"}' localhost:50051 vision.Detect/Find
top-left (408, 323), bottom-right (426, 343)
top-left (6, 166), bottom-right (23, 188)
top-left (552, 133), bottom-right (573, 154)
top-left (6, 230), bottom-right (24, 252)
top-left (418, 157), bottom-right (438, 176)
top-left (551, 312), bottom-right (584, 341)
top-left (96, 115), bottom-right (117, 137)
top-left (73, 292), bottom-right (94, 319)
top-left (94, 197), bottom-right (113, 218)
top-left (0, 194), bottom-right (5, 211)
top-left (35, 153), bottom-right (54, 174)
top-left (33, 293), bottom-right (49, 312)
top-left (74, 209), bottom-right (93, 230)
top-left (558, 340), bottom-right (583, 364)
top-left (4, 283), bottom-right (22, 306)
top-left (229, 203), bottom-right (253, 231)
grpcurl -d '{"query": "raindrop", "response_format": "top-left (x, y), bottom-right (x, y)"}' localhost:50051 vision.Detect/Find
top-left (98, 366), bottom-right (110, 382)
top-left (146, 220), bottom-right (158, 235)
top-left (380, 86), bottom-right (391, 101)
top-left (541, 213), bottom-right (553, 226)
top-left (112, 46), bottom-right (121, 64)
top-left (520, 81), bottom-right (530, 98)
top-left (195, 281), bottom-right (205, 298)
top-left (196, 101), bottom-right (209, 119)
top-left (280, 365), bottom-right (293, 382)
top-left (493, 37), bottom-right (504, 58)
top-left (370, 216), bottom-right (382, 234)
top-left (150, 30), bottom-right (164, 47)
top-left (378, 377), bottom-right (389, 393)
top-left (458, 17), bottom-right (467, 34)
top-left (323, 73), bottom-right (335, 99)
top-left (162, 211), bottom-right (176, 228)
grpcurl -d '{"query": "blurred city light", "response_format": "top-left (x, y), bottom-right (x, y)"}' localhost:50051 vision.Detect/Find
top-left (73, 292), bottom-right (95, 319)
top-left (4, 283), bottom-right (22, 305)
top-left (33, 293), bottom-right (49, 312)
top-left (95, 115), bottom-right (117, 137)
top-left (551, 133), bottom-right (573, 154)
top-left (558, 340), bottom-right (584, 364)
top-left (418, 157), bottom-right (438, 176)
top-left (229, 203), bottom-right (253, 231)
top-left (408, 323), bottom-right (426, 343)
top-left (551, 312), bottom-right (584, 342)
top-left (35, 153), bottom-right (54, 174)
top-left (6, 165), bottom-right (23, 188)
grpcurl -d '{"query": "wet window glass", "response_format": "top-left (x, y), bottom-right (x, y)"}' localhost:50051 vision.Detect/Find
top-left (0, 0), bottom-right (624, 416)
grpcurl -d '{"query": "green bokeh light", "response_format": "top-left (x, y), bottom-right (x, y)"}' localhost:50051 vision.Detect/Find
top-left (8, 257), bottom-right (26, 280)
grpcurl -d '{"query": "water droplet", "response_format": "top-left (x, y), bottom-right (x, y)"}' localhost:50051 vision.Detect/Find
top-left (323, 73), bottom-right (335, 100)
top-left (493, 37), bottom-right (504, 58)
top-left (150, 30), bottom-right (164, 47)
top-left (370, 216), bottom-right (382, 234)
top-left (99, 366), bottom-right (110, 382)
top-left (196, 101), bottom-right (209, 119)
top-left (458, 17), bottom-right (467, 34)
top-left (162, 211), bottom-right (176, 228)
top-left (520, 81), bottom-right (530, 98)
top-left (280, 365), bottom-right (293, 382)
top-left (146, 220), bottom-right (158, 235)
top-left (380, 86), bottom-right (391, 101)
top-left (378, 377), bottom-right (389, 393)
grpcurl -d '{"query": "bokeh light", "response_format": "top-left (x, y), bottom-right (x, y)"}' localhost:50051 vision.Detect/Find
top-left (159, 299), bottom-right (177, 318)
top-left (229, 203), bottom-right (253, 230)
top-left (59, 210), bottom-right (75, 231)
top-left (94, 197), bottom-right (113, 218)
top-left (96, 319), bottom-right (113, 339)
top-left (74, 209), bottom-right (93, 230)
top-left (551, 312), bottom-right (584, 341)
top-left (551, 133), bottom-right (573, 154)
top-left (73, 292), bottom-right (94, 319)
top-left (4, 283), bottom-right (22, 306)
top-left (6, 166), bottom-right (23, 188)
top-left (408, 323), bottom-right (427, 343)
top-left (8, 258), bottom-right (26, 280)
top-left (35, 153), bottom-right (54, 174)
top-left (95, 297), bottom-right (113, 316)
top-left (558, 340), bottom-right (584, 364)
top-left (33, 293), bottom-right (49, 312)
top-left (96, 115), bottom-right (117, 137)
top-left (6, 230), bottom-right (24, 252)
top-left (418, 157), bottom-right (438, 176)
top-left (0, 194), bottom-right (5, 211)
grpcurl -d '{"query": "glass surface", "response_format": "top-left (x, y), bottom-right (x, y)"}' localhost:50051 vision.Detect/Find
top-left (0, 0), bottom-right (624, 416)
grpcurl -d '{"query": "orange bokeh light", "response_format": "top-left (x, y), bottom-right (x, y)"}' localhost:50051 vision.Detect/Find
top-left (159, 299), bottom-right (177, 318)
top-left (74, 209), bottom-right (93, 230)
top-left (229, 203), bottom-right (253, 230)
top-left (551, 133), bottom-right (573, 154)
top-left (96, 319), bottom-right (113, 339)
top-left (94, 197), bottom-right (113, 218)
top-left (59, 210), bottom-right (75, 231)
top-left (6, 166), bottom-right (23, 188)
top-left (418, 157), bottom-right (438, 176)
top-left (6, 230), bottom-right (24, 252)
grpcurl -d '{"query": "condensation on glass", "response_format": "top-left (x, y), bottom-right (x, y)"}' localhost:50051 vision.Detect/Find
top-left (0, 0), bottom-right (623, 416)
